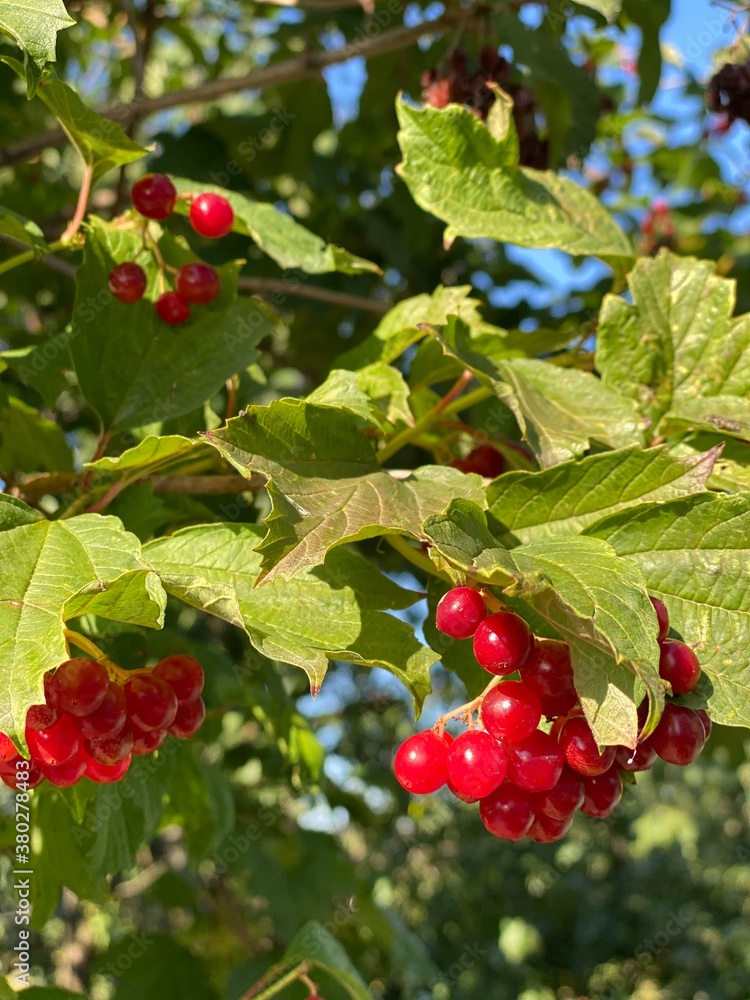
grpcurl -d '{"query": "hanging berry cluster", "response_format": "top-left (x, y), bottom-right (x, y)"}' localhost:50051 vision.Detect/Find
top-left (707, 59), bottom-right (750, 127)
top-left (108, 173), bottom-right (235, 326)
top-left (640, 198), bottom-right (676, 256)
top-left (394, 589), bottom-right (710, 843)
top-left (0, 653), bottom-right (206, 790)
top-left (421, 47), bottom-right (549, 169)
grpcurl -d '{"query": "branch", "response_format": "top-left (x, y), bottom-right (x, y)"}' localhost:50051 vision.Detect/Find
top-left (253, 0), bottom-right (373, 8)
top-left (0, 11), bottom-right (464, 167)
top-left (238, 276), bottom-right (390, 314)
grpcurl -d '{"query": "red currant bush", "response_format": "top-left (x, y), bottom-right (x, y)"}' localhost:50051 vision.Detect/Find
top-left (473, 611), bottom-right (533, 676)
top-left (131, 173), bottom-right (177, 220)
top-left (109, 262), bottom-right (147, 303)
top-left (435, 586), bottom-right (487, 639)
top-left (189, 192), bottom-right (235, 238)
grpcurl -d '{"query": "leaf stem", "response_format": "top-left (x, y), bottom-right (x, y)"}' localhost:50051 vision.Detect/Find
top-left (63, 628), bottom-right (140, 682)
top-left (385, 534), bottom-right (451, 582)
top-left (378, 376), bottom-right (491, 464)
top-left (239, 961), bottom-right (310, 1000)
top-left (0, 239), bottom-right (67, 277)
top-left (61, 163), bottom-right (94, 244)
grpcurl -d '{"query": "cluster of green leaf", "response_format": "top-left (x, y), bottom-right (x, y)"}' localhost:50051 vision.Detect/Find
top-left (0, 0), bottom-right (749, 998)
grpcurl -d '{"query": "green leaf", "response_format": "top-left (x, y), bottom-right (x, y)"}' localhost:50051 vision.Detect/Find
top-left (423, 500), bottom-right (664, 746)
top-left (95, 935), bottom-right (218, 1000)
top-left (0, 493), bottom-right (43, 530)
top-left (0, 514), bottom-right (165, 745)
top-left (396, 98), bottom-right (633, 264)
top-left (3, 58), bottom-right (146, 180)
top-left (623, 0), bottom-right (671, 103)
top-left (86, 434), bottom-right (212, 477)
top-left (672, 433), bottom-right (750, 494)
top-left (586, 493), bottom-right (750, 728)
top-left (144, 523), bottom-right (435, 709)
top-left (70, 221), bottom-right (280, 431)
top-left (596, 250), bottom-right (750, 438)
top-left (488, 444), bottom-right (718, 545)
top-left (0, 204), bottom-right (49, 253)
top-left (0, 392), bottom-right (73, 473)
top-left (172, 178), bottom-right (378, 275)
top-left (284, 921), bottom-right (372, 1000)
top-left (575, 0), bottom-right (622, 19)
top-left (307, 364), bottom-right (411, 430)
top-left (206, 399), bottom-right (487, 582)
top-left (435, 318), bottom-right (644, 466)
top-left (0, 0), bottom-right (74, 96)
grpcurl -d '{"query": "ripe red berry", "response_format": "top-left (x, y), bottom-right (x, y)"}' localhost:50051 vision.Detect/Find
top-left (26, 704), bottom-right (59, 731)
top-left (26, 712), bottom-right (81, 766)
top-left (519, 639), bottom-right (578, 717)
top-left (1, 758), bottom-right (44, 789)
top-left (86, 754), bottom-right (132, 783)
top-left (109, 262), bottom-right (147, 304)
top-left (650, 704), bottom-right (706, 765)
top-left (175, 263), bottom-right (222, 304)
top-left (479, 783), bottom-right (534, 840)
top-left (473, 612), bottom-right (533, 676)
top-left (614, 741), bottom-right (657, 772)
top-left (131, 173), bottom-right (177, 220)
top-left (446, 730), bottom-right (507, 800)
top-left (480, 680), bottom-right (541, 744)
top-left (125, 674), bottom-right (179, 732)
top-left (394, 731), bottom-right (448, 794)
top-left (559, 717), bottom-right (616, 777)
top-left (506, 730), bottom-right (563, 792)
top-left (156, 291), bottom-right (190, 326)
top-left (451, 444), bottom-right (504, 478)
top-left (447, 777), bottom-right (478, 804)
top-left (0, 732), bottom-right (17, 770)
top-left (39, 746), bottom-right (88, 787)
top-left (189, 193), bottom-right (234, 238)
top-left (154, 654), bottom-right (205, 704)
top-left (87, 728), bottom-right (134, 766)
top-left (533, 765), bottom-right (584, 821)
top-left (131, 726), bottom-right (167, 756)
top-left (77, 680), bottom-right (127, 739)
top-left (696, 709), bottom-right (712, 740)
top-left (658, 639), bottom-right (701, 694)
top-left (580, 767), bottom-right (623, 818)
top-left (527, 811), bottom-right (573, 843)
top-left (50, 658), bottom-right (109, 717)
top-left (168, 697), bottom-right (206, 739)
top-left (650, 596), bottom-right (669, 641)
top-left (435, 587), bottom-right (487, 639)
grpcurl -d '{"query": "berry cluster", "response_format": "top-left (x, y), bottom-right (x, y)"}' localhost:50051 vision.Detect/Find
top-left (640, 198), bottom-right (676, 256)
top-left (707, 59), bottom-right (750, 127)
top-left (0, 654), bottom-right (206, 791)
top-left (394, 588), bottom-right (710, 842)
top-left (421, 48), bottom-right (549, 169)
top-left (108, 173), bottom-right (235, 326)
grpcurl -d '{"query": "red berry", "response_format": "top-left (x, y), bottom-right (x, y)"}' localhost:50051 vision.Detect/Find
top-left (394, 731), bottom-right (448, 794)
top-left (650, 596), bottom-right (669, 641)
top-left (87, 728), bottom-right (134, 766)
top-left (473, 612), bottom-right (533, 676)
top-left (446, 730), bottom-right (507, 799)
top-left (2, 758), bottom-right (44, 789)
top-left (77, 680), bottom-right (127, 739)
top-left (0, 732), bottom-right (17, 770)
top-left (156, 291), bottom-right (191, 326)
top-left (533, 765), bottom-right (585, 821)
top-left (26, 712), bottom-right (81, 766)
top-left (109, 262), bottom-right (147, 304)
top-left (125, 674), bottom-right (179, 732)
top-left (527, 811), bottom-right (573, 843)
top-left (650, 704), bottom-right (706, 765)
top-left (581, 767), bottom-right (623, 818)
top-left (480, 681), bottom-right (541, 744)
top-left (506, 730), bottom-right (563, 792)
top-left (696, 709), bottom-right (712, 740)
top-left (131, 173), bottom-right (177, 220)
top-left (658, 639), bottom-right (701, 694)
top-left (131, 726), bottom-right (167, 756)
top-left (614, 741), bottom-right (657, 772)
top-left (175, 263), bottom-right (222, 304)
top-left (86, 754), bottom-right (132, 783)
top-left (189, 193), bottom-right (234, 239)
top-left (168, 697), bottom-right (206, 739)
top-left (447, 777), bottom-right (478, 804)
top-left (50, 658), bottom-right (109, 717)
top-left (479, 783), bottom-right (534, 840)
top-left (154, 654), bottom-right (205, 704)
top-left (519, 639), bottom-right (578, 717)
top-left (39, 746), bottom-right (88, 787)
top-left (451, 445), bottom-right (504, 478)
top-left (558, 717), bottom-right (616, 777)
top-left (435, 587), bottom-right (487, 639)
top-left (26, 704), bottom-right (59, 731)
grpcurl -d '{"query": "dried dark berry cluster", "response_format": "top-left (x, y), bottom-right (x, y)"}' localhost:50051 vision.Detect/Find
top-left (707, 59), bottom-right (750, 127)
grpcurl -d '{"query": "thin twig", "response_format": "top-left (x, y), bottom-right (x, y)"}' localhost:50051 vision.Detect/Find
top-left (61, 164), bottom-right (94, 243)
top-left (238, 276), bottom-right (390, 314)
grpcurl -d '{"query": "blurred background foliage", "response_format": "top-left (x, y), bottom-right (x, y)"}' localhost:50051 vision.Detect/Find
top-left (0, 1), bottom-right (749, 998)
